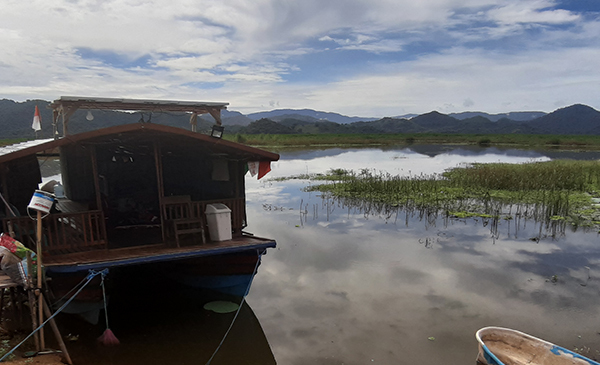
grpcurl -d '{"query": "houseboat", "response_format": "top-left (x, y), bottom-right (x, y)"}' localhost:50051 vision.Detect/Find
top-left (0, 97), bottom-right (278, 320)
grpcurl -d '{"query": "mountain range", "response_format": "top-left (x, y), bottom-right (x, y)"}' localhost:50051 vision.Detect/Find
top-left (1, 99), bottom-right (599, 139)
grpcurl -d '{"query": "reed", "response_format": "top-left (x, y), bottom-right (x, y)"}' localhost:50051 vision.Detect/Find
top-left (303, 160), bottom-right (600, 228)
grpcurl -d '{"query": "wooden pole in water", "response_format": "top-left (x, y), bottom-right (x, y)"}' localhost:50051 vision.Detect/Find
top-left (42, 299), bottom-right (73, 365)
top-left (36, 210), bottom-right (45, 349)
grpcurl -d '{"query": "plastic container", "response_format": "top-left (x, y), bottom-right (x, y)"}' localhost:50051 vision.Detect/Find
top-left (27, 190), bottom-right (55, 214)
top-left (205, 203), bottom-right (232, 241)
top-left (53, 183), bottom-right (65, 198)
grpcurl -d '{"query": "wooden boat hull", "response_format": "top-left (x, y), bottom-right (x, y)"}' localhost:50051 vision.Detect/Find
top-left (46, 271), bottom-right (107, 324)
top-left (476, 327), bottom-right (600, 365)
top-left (47, 247), bottom-right (267, 323)
top-left (176, 273), bottom-right (254, 297)
top-left (157, 249), bottom-right (266, 297)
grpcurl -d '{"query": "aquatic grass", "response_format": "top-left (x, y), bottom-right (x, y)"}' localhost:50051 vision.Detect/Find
top-left (303, 160), bottom-right (600, 228)
top-left (443, 160), bottom-right (600, 192)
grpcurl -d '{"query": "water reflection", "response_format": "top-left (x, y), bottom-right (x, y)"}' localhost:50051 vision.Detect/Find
top-left (61, 272), bottom-right (276, 365)
top-left (245, 146), bottom-right (600, 365)
top-left (36, 146), bottom-right (600, 364)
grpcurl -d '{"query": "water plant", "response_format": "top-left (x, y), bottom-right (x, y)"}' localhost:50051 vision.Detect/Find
top-left (0, 339), bottom-right (15, 361)
top-left (300, 160), bottom-right (600, 229)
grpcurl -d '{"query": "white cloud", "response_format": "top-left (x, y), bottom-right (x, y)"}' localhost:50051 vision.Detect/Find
top-left (301, 46), bottom-right (600, 115)
top-left (0, 0), bottom-right (597, 115)
top-left (488, 0), bottom-right (580, 25)
top-left (318, 33), bottom-right (403, 53)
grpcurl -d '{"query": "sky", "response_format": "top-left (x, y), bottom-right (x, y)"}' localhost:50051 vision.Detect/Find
top-left (1, 0), bottom-right (599, 117)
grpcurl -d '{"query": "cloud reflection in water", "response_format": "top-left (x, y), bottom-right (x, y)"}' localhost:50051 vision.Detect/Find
top-left (244, 147), bottom-right (600, 364)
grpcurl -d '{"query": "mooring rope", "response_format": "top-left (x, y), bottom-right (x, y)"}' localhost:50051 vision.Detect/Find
top-left (51, 273), bottom-right (93, 307)
top-left (205, 250), bottom-right (263, 365)
top-left (0, 268), bottom-right (108, 362)
top-left (100, 270), bottom-right (112, 330)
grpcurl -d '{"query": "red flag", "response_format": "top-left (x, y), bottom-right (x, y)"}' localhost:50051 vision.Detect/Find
top-left (32, 105), bottom-right (42, 131)
top-left (257, 161), bottom-right (271, 180)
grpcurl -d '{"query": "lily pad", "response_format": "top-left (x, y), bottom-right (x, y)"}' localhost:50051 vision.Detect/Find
top-left (203, 301), bottom-right (239, 314)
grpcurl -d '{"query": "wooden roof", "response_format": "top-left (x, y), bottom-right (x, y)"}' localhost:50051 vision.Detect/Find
top-left (0, 123), bottom-right (279, 165)
top-left (50, 96), bottom-right (228, 114)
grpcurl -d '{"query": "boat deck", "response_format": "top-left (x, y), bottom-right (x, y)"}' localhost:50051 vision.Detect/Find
top-left (43, 235), bottom-right (276, 273)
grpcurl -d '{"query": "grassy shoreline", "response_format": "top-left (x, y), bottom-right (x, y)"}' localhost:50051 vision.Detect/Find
top-left (225, 133), bottom-right (600, 150)
top-left (4, 133), bottom-right (600, 150)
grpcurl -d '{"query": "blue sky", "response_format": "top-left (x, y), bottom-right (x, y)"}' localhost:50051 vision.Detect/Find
top-left (1, 0), bottom-right (599, 117)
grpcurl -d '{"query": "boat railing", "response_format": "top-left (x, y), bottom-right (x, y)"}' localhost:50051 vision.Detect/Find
top-left (1, 210), bottom-right (107, 256)
top-left (0, 197), bottom-right (246, 255)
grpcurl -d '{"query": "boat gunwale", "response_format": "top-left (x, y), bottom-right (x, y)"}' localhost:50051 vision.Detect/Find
top-left (476, 326), bottom-right (600, 365)
top-left (44, 236), bottom-right (276, 273)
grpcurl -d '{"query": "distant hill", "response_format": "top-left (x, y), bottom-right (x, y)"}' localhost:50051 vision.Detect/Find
top-left (525, 104), bottom-right (600, 134)
top-left (391, 113), bottom-right (419, 119)
top-left (266, 114), bottom-right (322, 124)
top-left (242, 118), bottom-right (296, 134)
top-left (1, 99), bottom-right (600, 138)
top-left (449, 111), bottom-right (546, 122)
top-left (201, 109), bottom-right (253, 126)
top-left (247, 109), bottom-right (378, 124)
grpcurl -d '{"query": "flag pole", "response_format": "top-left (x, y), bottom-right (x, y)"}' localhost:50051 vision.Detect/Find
top-left (32, 105), bottom-right (42, 138)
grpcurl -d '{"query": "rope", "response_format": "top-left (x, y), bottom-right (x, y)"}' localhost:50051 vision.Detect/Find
top-left (0, 268), bottom-right (108, 362)
top-left (100, 271), bottom-right (110, 329)
top-left (51, 274), bottom-right (92, 307)
top-left (205, 250), bottom-right (263, 365)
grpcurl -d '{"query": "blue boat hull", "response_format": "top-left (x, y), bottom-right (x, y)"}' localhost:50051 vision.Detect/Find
top-left (476, 327), bottom-right (600, 365)
top-left (176, 273), bottom-right (254, 297)
top-left (157, 249), bottom-right (265, 297)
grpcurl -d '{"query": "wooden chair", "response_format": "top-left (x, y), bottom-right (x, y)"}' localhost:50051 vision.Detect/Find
top-left (162, 195), bottom-right (206, 247)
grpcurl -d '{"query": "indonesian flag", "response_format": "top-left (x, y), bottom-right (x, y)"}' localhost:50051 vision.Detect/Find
top-left (32, 105), bottom-right (42, 131)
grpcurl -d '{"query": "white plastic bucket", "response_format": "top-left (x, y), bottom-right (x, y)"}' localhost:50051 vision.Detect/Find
top-left (205, 203), bottom-right (232, 241)
top-left (27, 190), bottom-right (55, 214)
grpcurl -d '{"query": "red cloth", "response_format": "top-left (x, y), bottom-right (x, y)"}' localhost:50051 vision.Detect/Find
top-left (257, 161), bottom-right (271, 180)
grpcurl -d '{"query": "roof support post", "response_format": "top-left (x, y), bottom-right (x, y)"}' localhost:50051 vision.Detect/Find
top-left (208, 109), bottom-right (222, 126)
top-left (90, 145), bottom-right (103, 214)
top-left (52, 110), bottom-right (59, 140)
top-left (153, 141), bottom-right (167, 243)
top-left (61, 107), bottom-right (77, 137)
top-left (189, 113), bottom-right (198, 132)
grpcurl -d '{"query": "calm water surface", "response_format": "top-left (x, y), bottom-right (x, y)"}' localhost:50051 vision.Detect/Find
top-left (40, 146), bottom-right (600, 364)
top-left (244, 146), bottom-right (600, 365)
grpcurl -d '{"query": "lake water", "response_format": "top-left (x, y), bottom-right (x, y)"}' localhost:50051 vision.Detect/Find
top-left (242, 145), bottom-right (600, 365)
top-left (36, 145), bottom-right (600, 364)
